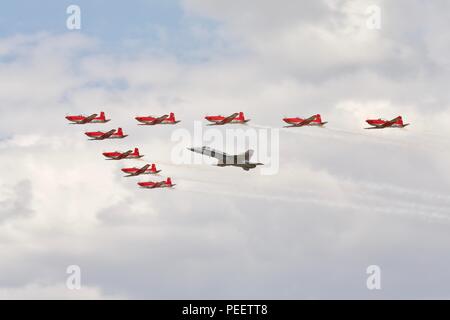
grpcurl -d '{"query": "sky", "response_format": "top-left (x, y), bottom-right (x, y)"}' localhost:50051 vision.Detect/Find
top-left (1, 0), bottom-right (450, 299)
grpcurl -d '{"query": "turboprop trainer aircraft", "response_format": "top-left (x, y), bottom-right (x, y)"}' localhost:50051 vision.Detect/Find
top-left (121, 164), bottom-right (160, 177)
top-left (135, 112), bottom-right (180, 125)
top-left (138, 177), bottom-right (175, 189)
top-left (85, 128), bottom-right (127, 140)
top-left (188, 146), bottom-right (263, 171)
top-left (283, 114), bottom-right (327, 127)
top-left (66, 112), bottom-right (110, 124)
top-left (205, 112), bottom-right (250, 125)
top-left (365, 116), bottom-right (410, 129)
top-left (102, 148), bottom-right (143, 160)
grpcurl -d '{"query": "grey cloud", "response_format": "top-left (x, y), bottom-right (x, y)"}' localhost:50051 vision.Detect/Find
top-left (0, 180), bottom-right (33, 224)
top-left (1, 0), bottom-right (450, 299)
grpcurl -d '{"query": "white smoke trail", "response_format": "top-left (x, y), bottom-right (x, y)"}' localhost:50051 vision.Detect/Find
top-left (175, 174), bottom-right (450, 221)
top-left (175, 182), bottom-right (450, 224)
top-left (160, 150), bottom-right (450, 217)
top-left (251, 122), bottom-right (450, 154)
top-left (251, 122), bottom-right (399, 145)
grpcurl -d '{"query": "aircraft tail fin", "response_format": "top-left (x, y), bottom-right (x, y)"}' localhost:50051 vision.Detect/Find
top-left (238, 112), bottom-right (245, 120)
top-left (169, 112), bottom-right (175, 121)
top-left (99, 111), bottom-right (105, 119)
top-left (315, 114), bottom-right (322, 123)
top-left (396, 116), bottom-right (404, 126)
top-left (151, 163), bottom-right (157, 172)
top-left (238, 149), bottom-right (254, 161)
top-left (166, 177), bottom-right (172, 185)
top-left (117, 127), bottom-right (123, 135)
top-left (134, 148), bottom-right (139, 155)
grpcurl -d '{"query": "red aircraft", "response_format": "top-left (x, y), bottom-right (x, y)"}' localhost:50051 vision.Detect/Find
top-left (138, 177), bottom-right (175, 189)
top-left (205, 112), bottom-right (250, 125)
top-left (66, 112), bottom-right (110, 124)
top-left (103, 148), bottom-right (143, 160)
top-left (283, 114), bottom-right (327, 128)
top-left (121, 164), bottom-right (160, 177)
top-left (135, 112), bottom-right (180, 125)
top-left (85, 128), bottom-right (127, 140)
top-left (365, 116), bottom-right (410, 129)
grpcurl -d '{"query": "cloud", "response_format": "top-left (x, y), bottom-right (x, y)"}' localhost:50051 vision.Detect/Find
top-left (0, 180), bottom-right (33, 224)
top-left (0, 283), bottom-right (124, 300)
top-left (1, 0), bottom-right (450, 299)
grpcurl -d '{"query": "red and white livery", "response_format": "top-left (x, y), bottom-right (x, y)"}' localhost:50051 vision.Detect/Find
top-left (85, 128), bottom-right (128, 140)
top-left (138, 177), bottom-right (175, 189)
top-left (283, 114), bottom-right (327, 128)
top-left (365, 116), bottom-right (410, 129)
top-left (205, 112), bottom-right (250, 125)
top-left (135, 112), bottom-right (180, 125)
top-left (102, 148), bottom-right (143, 160)
top-left (121, 164), bottom-right (160, 177)
top-left (66, 112), bottom-right (110, 124)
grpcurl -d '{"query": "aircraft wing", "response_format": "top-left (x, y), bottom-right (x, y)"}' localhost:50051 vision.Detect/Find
top-left (153, 114), bottom-right (169, 124)
top-left (216, 113), bottom-right (239, 125)
top-left (380, 117), bottom-right (401, 128)
top-left (98, 129), bottom-right (116, 139)
top-left (80, 113), bottom-right (98, 124)
top-left (136, 164), bottom-right (150, 174)
top-left (116, 150), bottom-right (133, 159)
top-left (143, 114), bottom-right (169, 125)
top-left (150, 182), bottom-right (163, 188)
top-left (290, 115), bottom-right (316, 127)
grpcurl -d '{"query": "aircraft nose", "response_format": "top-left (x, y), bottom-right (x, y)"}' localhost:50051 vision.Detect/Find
top-left (187, 147), bottom-right (194, 152)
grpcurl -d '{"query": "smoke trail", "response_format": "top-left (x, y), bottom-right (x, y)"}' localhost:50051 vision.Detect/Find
top-left (164, 152), bottom-right (450, 216)
top-left (175, 183), bottom-right (450, 224)
top-left (251, 121), bottom-right (449, 152)
top-left (175, 174), bottom-right (450, 221)
top-left (251, 122), bottom-right (407, 148)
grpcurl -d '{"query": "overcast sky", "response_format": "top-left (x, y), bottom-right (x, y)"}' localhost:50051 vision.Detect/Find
top-left (1, 0), bottom-right (450, 299)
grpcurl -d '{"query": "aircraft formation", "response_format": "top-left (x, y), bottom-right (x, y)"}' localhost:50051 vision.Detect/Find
top-left (66, 112), bottom-right (182, 189)
top-left (66, 111), bottom-right (411, 188)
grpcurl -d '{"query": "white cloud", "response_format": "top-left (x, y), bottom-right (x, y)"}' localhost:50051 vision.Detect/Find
top-left (1, 0), bottom-right (450, 299)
